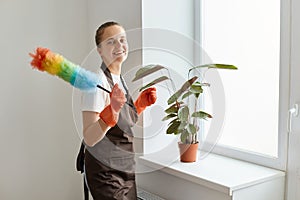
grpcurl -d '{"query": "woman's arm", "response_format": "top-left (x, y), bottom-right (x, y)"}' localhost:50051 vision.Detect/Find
top-left (82, 111), bottom-right (110, 147)
top-left (82, 84), bottom-right (126, 147)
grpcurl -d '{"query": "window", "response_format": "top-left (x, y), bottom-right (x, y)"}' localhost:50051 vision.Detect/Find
top-left (196, 0), bottom-right (290, 170)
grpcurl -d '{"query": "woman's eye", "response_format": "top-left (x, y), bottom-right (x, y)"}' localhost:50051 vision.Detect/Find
top-left (107, 40), bottom-right (114, 45)
top-left (120, 38), bottom-right (127, 44)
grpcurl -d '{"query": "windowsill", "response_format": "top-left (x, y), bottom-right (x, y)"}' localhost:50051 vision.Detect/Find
top-left (137, 151), bottom-right (285, 196)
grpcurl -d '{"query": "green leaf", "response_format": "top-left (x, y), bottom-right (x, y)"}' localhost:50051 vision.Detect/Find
top-left (175, 129), bottom-right (184, 135)
top-left (190, 85), bottom-right (203, 94)
top-left (208, 64), bottom-right (238, 70)
top-left (178, 121), bottom-right (188, 130)
top-left (167, 76), bottom-right (198, 104)
top-left (139, 76), bottom-right (169, 91)
top-left (165, 103), bottom-right (179, 114)
top-left (178, 106), bottom-right (189, 122)
top-left (189, 64), bottom-right (238, 74)
top-left (193, 81), bottom-right (200, 85)
top-left (187, 124), bottom-right (197, 135)
top-left (179, 76), bottom-right (199, 93)
top-left (166, 120), bottom-right (181, 134)
top-left (162, 113), bottom-right (177, 121)
top-left (180, 130), bottom-right (189, 143)
top-left (182, 91), bottom-right (193, 100)
top-left (168, 118), bottom-right (179, 126)
top-left (167, 90), bottom-right (182, 105)
top-left (192, 111), bottom-right (213, 120)
top-left (132, 64), bottom-right (166, 82)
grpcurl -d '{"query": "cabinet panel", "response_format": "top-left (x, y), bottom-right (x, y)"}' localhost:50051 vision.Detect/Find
top-left (233, 177), bottom-right (284, 200)
top-left (137, 170), bottom-right (231, 200)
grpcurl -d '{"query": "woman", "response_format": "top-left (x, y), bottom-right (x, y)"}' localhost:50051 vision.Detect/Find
top-left (80, 21), bottom-right (156, 200)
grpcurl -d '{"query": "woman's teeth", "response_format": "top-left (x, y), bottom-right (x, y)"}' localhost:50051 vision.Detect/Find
top-left (113, 51), bottom-right (124, 55)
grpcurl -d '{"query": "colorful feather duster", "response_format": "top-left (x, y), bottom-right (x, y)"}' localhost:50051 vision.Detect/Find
top-left (29, 47), bottom-right (102, 92)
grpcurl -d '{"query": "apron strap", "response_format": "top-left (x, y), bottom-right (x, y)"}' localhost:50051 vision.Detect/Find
top-left (76, 141), bottom-right (89, 200)
top-left (84, 176), bottom-right (89, 200)
top-left (76, 142), bottom-right (85, 173)
top-left (101, 63), bottom-right (114, 89)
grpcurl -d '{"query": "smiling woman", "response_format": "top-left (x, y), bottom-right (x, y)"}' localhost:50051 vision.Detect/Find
top-left (78, 21), bottom-right (157, 200)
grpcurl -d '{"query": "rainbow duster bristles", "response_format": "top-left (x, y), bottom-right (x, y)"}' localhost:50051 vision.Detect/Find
top-left (29, 47), bottom-right (101, 91)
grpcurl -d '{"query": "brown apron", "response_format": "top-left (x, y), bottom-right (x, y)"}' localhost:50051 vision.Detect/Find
top-left (82, 63), bottom-right (138, 200)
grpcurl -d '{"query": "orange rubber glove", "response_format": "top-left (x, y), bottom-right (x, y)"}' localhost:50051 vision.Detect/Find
top-left (134, 87), bottom-right (157, 115)
top-left (100, 84), bottom-right (126, 127)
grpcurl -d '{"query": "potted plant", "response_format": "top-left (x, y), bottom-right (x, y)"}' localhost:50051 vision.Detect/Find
top-left (132, 64), bottom-right (237, 162)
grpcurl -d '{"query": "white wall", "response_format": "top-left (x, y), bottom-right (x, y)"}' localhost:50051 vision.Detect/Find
top-left (141, 0), bottom-right (195, 158)
top-left (0, 0), bottom-right (81, 199)
top-left (137, 0), bottom-right (196, 192)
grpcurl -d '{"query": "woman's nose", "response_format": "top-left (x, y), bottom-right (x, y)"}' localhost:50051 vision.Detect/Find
top-left (115, 40), bottom-right (122, 48)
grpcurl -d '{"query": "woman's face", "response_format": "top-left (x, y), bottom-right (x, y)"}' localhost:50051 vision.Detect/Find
top-left (98, 25), bottom-right (128, 66)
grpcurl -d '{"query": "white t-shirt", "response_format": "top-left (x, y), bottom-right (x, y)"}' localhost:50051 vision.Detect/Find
top-left (81, 70), bottom-right (126, 113)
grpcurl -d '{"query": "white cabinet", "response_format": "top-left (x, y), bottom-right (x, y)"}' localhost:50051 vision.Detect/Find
top-left (136, 153), bottom-right (285, 200)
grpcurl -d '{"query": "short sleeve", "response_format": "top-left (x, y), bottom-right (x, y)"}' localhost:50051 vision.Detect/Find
top-left (81, 71), bottom-right (110, 113)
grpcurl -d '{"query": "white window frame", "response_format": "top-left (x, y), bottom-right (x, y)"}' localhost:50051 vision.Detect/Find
top-left (194, 0), bottom-right (291, 170)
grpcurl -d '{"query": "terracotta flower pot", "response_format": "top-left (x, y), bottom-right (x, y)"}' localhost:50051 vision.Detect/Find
top-left (178, 142), bottom-right (199, 162)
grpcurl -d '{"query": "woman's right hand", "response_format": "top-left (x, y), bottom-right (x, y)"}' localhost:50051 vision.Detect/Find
top-left (100, 84), bottom-right (126, 127)
top-left (110, 83), bottom-right (126, 113)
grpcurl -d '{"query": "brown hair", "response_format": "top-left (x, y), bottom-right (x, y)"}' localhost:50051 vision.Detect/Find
top-left (95, 21), bottom-right (122, 46)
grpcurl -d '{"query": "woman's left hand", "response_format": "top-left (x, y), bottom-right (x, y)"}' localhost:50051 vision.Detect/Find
top-left (134, 87), bottom-right (157, 115)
